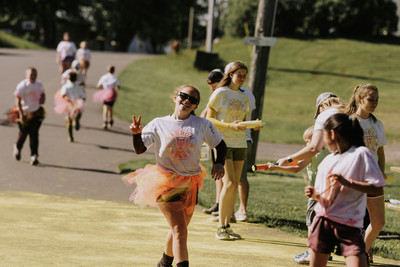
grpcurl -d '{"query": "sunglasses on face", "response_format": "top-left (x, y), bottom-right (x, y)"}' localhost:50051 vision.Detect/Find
top-left (177, 92), bottom-right (199, 105)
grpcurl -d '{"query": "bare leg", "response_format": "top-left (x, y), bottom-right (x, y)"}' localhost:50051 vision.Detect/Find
top-left (310, 250), bottom-right (329, 267)
top-left (365, 195), bottom-right (385, 250)
top-left (345, 254), bottom-right (367, 267)
top-left (158, 201), bottom-right (193, 263)
top-left (218, 160), bottom-right (243, 226)
top-left (102, 105), bottom-right (108, 123)
top-left (108, 105), bottom-right (113, 123)
top-left (237, 181), bottom-right (249, 214)
top-left (215, 179), bottom-right (223, 204)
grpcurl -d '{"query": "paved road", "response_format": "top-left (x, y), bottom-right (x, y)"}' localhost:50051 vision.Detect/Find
top-left (0, 48), bottom-right (154, 202)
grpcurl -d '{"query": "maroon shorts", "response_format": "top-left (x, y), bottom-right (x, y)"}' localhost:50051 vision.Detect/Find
top-left (307, 216), bottom-right (365, 257)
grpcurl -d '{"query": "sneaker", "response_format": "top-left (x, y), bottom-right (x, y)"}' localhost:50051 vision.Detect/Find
top-left (211, 211), bottom-right (219, 216)
top-left (215, 226), bottom-right (231, 240)
top-left (294, 251), bottom-right (310, 264)
top-left (210, 216), bottom-right (219, 222)
top-left (109, 120), bottom-right (114, 127)
top-left (102, 122), bottom-right (108, 129)
top-left (30, 155), bottom-right (39, 166)
top-left (235, 212), bottom-right (248, 222)
top-left (202, 203), bottom-right (219, 214)
top-left (13, 144), bottom-right (21, 161)
top-left (225, 224), bottom-right (241, 240)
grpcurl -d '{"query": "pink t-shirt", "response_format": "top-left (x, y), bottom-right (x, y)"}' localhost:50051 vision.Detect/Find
top-left (14, 79), bottom-right (44, 113)
top-left (141, 115), bottom-right (223, 176)
top-left (314, 146), bottom-right (385, 228)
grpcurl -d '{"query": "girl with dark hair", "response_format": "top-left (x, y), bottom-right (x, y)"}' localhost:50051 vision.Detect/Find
top-left (123, 84), bottom-right (226, 267)
top-left (305, 113), bottom-right (385, 267)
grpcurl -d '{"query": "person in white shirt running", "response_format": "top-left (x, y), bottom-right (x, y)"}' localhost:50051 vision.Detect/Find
top-left (13, 67), bottom-right (46, 166)
top-left (94, 65), bottom-right (120, 129)
top-left (56, 32), bottom-right (77, 74)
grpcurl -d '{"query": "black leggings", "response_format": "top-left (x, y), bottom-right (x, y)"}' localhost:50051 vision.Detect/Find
top-left (16, 117), bottom-right (43, 156)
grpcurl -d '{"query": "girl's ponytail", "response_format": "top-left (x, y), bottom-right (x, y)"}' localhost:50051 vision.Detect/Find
top-left (345, 85), bottom-right (361, 116)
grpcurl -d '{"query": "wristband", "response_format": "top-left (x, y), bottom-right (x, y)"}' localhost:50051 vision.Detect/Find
top-left (287, 156), bottom-right (293, 163)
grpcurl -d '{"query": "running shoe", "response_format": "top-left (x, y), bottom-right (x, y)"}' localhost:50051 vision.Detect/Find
top-left (215, 226), bottom-right (231, 240)
top-left (294, 251), bottom-right (310, 264)
top-left (234, 211), bottom-right (248, 222)
top-left (225, 224), bottom-right (241, 240)
top-left (202, 203), bottom-right (218, 214)
top-left (30, 155), bottom-right (39, 166)
top-left (13, 144), bottom-right (21, 161)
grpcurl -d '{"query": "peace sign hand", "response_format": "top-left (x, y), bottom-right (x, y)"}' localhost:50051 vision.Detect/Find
top-left (129, 115), bottom-right (142, 135)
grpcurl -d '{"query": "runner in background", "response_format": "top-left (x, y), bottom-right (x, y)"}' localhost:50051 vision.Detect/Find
top-left (13, 67), bottom-right (46, 166)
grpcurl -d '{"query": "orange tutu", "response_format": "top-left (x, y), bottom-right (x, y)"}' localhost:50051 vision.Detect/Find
top-left (122, 164), bottom-right (207, 214)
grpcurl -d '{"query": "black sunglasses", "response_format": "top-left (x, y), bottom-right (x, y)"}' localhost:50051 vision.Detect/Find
top-left (177, 92), bottom-right (199, 105)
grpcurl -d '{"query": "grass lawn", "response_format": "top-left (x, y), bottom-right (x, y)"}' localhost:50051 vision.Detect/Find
top-left (115, 36), bottom-right (400, 144)
top-left (116, 37), bottom-right (400, 261)
top-left (0, 30), bottom-right (46, 49)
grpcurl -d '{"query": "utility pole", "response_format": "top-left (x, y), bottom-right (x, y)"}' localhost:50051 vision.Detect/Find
top-left (205, 0), bottom-right (215, 52)
top-left (247, 0), bottom-right (278, 168)
top-left (187, 7), bottom-right (194, 50)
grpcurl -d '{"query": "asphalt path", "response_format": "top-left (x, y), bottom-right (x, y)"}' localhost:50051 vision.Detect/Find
top-left (0, 48), bottom-right (154, 202)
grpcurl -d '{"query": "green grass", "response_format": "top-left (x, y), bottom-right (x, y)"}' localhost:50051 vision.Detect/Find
top-left (115, 36), bottom-right (400, 144)
top-left (119, 159), bottom-right (400, 261)
top-left (0, 30), bottom-right (46, 49)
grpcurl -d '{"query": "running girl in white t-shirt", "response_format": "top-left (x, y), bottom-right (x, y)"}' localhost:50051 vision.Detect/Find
top-left (305, 113), bottom-right (385, 267)
top-left (122, 85), bottom-right (226, 267)
top-left (54, 71), bottom-right (86, 142)
top-left (345, 83), bottom-right (387, 263)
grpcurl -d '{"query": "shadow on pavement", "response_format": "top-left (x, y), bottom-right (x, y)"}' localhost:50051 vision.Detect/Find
top-left (39, 163), bottom-right (120, 175)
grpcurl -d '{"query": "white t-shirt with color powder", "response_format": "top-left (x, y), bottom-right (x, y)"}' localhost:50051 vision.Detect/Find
top-left (355, 116), bottom-right (387, 160)
top-left (314, 146), bottom-right (385, 228)
top-left (97, 73), bottom-right (120, 90)
top-left (61, 80), bottom-right (86, 100)
top-left (207, 86), bottom-right (249, 148)
top-left (76, 48), bottom-right (91, 61)
top-left (14, 79), bottom-right (44, 113)
top-left (141, 115), bottom-right (223, 176)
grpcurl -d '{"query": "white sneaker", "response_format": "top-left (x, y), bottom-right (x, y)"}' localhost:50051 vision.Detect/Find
top-left (30, 155), bottom-right (39, 166)
top-left (235, 212), bottom-right (248, 222)
top-left (13, 144), bottom-right (21, 161)
top-left (294, 251), bottom-right (310, 264)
